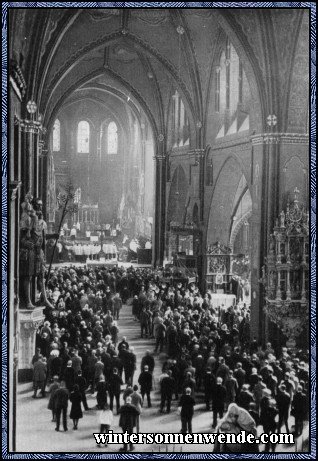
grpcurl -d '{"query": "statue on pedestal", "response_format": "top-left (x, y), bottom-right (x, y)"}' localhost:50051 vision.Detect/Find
top-left (19, 193), bottom-right (36, 309)
top-left (19, 194), bottom-right (54, 309)
top-left (280, 210), bottom-right (285, 227)
top-left (33, 198), bottom-right (54, 309)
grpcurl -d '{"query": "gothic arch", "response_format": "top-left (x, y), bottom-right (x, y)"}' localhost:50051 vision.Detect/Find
top-left (206, 156), bottom-right (251, 248)
top-left (44, 67), bottom-right (159, 144)
top-left (167, 165), bottom-right (188, 226)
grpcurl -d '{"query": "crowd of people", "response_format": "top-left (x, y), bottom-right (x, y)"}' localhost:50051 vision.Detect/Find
top-left (31, 264), bottom-right (309, 452)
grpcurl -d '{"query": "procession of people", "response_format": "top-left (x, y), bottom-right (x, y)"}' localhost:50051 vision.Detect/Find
top-left (30, 263), bottom-right (309, 452)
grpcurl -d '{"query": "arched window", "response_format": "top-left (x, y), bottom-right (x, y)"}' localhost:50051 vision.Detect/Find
top-left (172, 90), bottom-right (190, 147)
top-left (215, 37), bottom-right (250, 137)
top-left (52, 119), bottom-right (60, 152)
top-left (77, 121), bottom-right (90, 153)
top-left (107, 121), bottom-right (118, 154)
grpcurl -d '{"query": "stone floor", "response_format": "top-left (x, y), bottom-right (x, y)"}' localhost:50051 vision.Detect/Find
top-left (16, 304), bottom-right (309, 454)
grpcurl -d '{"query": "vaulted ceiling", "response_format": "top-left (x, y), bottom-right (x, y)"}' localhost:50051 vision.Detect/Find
top-left (9, 8), bottom-right (308, 138)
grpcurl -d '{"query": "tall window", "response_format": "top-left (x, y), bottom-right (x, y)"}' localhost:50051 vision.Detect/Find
top-left (107, 121), bottom-right (118, 154)
top-left (225, 38), bottom-right (231, 110)
top-left (53, 119), bottom-right (60, 152)
top-left (77, 121), bottom-right (90, 153)
top-left (215, 67), bottom-right (221, 112)
top-left (172, 90), bottom-right (190, 147)
top-left (238, 61), bottom-right (243, 104)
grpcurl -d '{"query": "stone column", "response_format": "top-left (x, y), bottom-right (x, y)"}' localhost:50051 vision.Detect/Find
top-left (251, 132), bottom-right (280, 345)
top-left (18, 307), bottom-right (45, 382)
top-left (9, 181), bottom-right (22, 451)
top-left (38, 140), bottom-right (48, 216)
top-left (286, 269), bottom-right (291, 300)
top-left (153, 151), bottom-right (166, 266)
top-left (20, 119), bottom-right (42, 198)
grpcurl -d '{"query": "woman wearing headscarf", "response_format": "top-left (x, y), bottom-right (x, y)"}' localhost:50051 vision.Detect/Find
top-left (213, 403), bottom-right (258, 453)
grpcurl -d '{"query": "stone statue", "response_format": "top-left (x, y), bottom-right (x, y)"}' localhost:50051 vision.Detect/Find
top-left (19, 195), bottom-right (54, 309)
top-left (280, 210), bottom-right (285, 227)
top-left (33, 198), bottom-right (54, 309)
top-left (19, 193), bottom-right (36, 309)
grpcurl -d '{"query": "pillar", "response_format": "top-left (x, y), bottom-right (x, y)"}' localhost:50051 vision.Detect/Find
top-left (20, 119), bottom-right (42, 199)
top-left (153, 140), bottom-right (166, 266)
top-left (18, 307), bottom-right (45, 382)
top-left (38, 140), bottom-right (48, 217)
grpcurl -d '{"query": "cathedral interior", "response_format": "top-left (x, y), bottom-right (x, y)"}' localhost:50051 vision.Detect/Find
top-left (6, 6), bottom-right (311, 454)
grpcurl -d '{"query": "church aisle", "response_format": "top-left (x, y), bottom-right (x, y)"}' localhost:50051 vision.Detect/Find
top-left (15, 304), bottom-right (211, 453)
top-left (16, 303), bottom-right (307, 453)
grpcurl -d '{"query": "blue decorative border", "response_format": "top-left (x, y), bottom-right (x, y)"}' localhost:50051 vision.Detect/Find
top-left (1, 1), bottom-right (316, 459)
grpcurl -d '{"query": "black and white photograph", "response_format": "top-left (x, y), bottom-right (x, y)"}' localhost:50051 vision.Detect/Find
top-left (4, 3), bottom-right (315, 457)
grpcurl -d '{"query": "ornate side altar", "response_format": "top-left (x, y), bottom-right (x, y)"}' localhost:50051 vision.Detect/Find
top-left (205, 241), bottom-right (232, 292)
top-left (260, 190), bottom-right (309, 347)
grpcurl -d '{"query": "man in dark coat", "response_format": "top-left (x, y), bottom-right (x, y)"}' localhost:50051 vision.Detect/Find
top-left (33, 355), bottom-right (47, 398)
top-left (126, 347), bottom-right (137, 386)
top-left (113, 293), bottom-right (123, 320)
top-left (154, 319), bottom-right (166, 353)
top-left (276, 383), bottom-right (291, 434)
top-left (237, 384), bottom-right (255, 410)
top-left (212, 377), bottom-right (227, 428)
top-left (204, 368), bottom-right (216, 410)
top-left (118, 337), bottom-right (129, 354)
top-left (138, 365), bottom-right (153, 407)
top-left (53, 380), bottom-right (69, 431)
top-left (140, 351), bottom-right (155, 374)
top-left (160, 370), bottom-right (175, 413)
top-left (63, 360), bottom-right (76, 392)
top-left (119, 346), bottom-right (131, 384)
top-left (118, 396), bottom-right (140, 452)
top-left (179, 388), bottom-right (195, 434)
top-left (140, 307), bottom-right (149, 338)
top-left (75, 370), bottom-right (89, 410)
top-left (108, 368), bottom-right (123, 414)
top-left (292, 385), bottom-right (308, 436)
top-left (182, 372), bottom-right (196, 396)
top-left (260, 396), bottom-right (278, 452)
